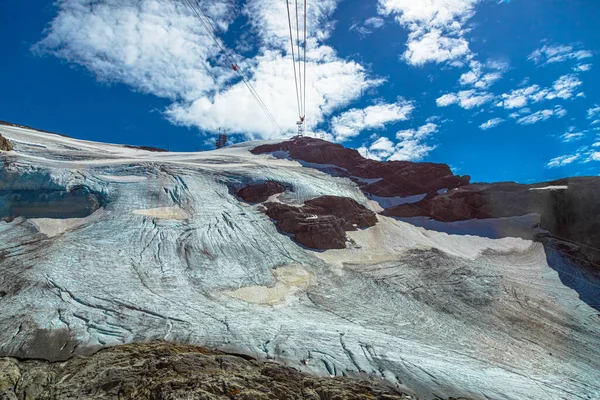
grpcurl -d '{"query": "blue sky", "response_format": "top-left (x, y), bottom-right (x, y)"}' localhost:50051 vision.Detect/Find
top-left (1, 0), bottom-right (599, 183)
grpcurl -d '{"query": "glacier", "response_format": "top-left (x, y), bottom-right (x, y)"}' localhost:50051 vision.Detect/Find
top-left (1, 124), bottom-right (599, 400)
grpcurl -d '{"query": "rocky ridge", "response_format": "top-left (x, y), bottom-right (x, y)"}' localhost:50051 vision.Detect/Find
top-left (0, 341), bottom-right (415, 400)
top-left (251, 138), bottom-right (470, 197)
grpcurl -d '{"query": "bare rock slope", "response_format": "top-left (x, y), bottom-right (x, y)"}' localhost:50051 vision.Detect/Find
top-left (0, 342), bottom-right (413, 400)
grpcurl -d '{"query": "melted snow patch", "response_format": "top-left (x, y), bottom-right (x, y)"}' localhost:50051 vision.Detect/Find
top-left (530, 185), bottom-right (568, 191)
top-left (224, 265), bottom-right (313, 305)
top-left (29, 209), bottom-right (104, 237)
top-left (317, 216), bottom-right (534, 275)
top-left (132, 207), bottom-right (188, 220)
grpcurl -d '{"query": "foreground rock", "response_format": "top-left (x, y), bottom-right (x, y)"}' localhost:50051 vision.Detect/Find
top-left (0, 134), bottom-right (12, 151)
top-left (237, 181), bottom-right (286, 203)
top-left (263, 196), bottom-right (377, 249)
top-left (383, 178), bottom-right (600, 266)
top-left (252, 137), bottom-right (470, 197)
top-left (0, 341), bottom-right (413, 400)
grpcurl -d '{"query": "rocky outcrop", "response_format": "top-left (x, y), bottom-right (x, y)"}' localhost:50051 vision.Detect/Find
top-left (0, 341), bottom-right (413, 400)
top-left (263, 196), bottom-right (377, 249)
top-left (0, 134), bottom-right (12, 151)
top-left (124, 144), bottom-right (168, 152)
top-left (252, 137), bottom-right (470, 197)
top-left (237, 181), bottom-right (286, 203)
top-left (383, 178), bottom-right (600, 266)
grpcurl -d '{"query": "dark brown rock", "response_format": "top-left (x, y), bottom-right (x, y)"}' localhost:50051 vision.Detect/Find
top-left (0, 341), bottom-right (413, 400)
top-left (263, 196), bottom-right (377, 250)
top-left (252, 137), bottom-right (470, 197)
top-left (237, 181), bottom-right (286, 203)
top-left (0, 134), bottom-right (12, 151)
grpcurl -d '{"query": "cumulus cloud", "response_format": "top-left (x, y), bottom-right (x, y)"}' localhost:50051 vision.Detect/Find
top-left (459, 60), bottom-right (509, 90)
top-left (529, 43), bottom-right (593, 66)
top-left (378, 0), bottom-right (478, 66)
top-left (360, 122), bottom-right (439, 162)
top-left (391, 122), bottom-right (438, 160)
top-left (498, 74), bottom-right (582, 109)
top-left (436, 90), bottom-right (494, 109)
top-left (34, 0), bottom-right (384, 139)
top-left (366, 136), bottom-right (396, 160)
top-left (330, 100), bottom-right (414, 141)
top-left (396, 123), bottom-right (438, 140)
top-left (516, 105), bottom-right (567, 125)
top-left (479, 118), bottom-right (504, 130)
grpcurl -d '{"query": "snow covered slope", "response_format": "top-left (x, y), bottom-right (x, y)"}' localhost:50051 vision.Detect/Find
top-left (1, 124), bottom-right (599, 400)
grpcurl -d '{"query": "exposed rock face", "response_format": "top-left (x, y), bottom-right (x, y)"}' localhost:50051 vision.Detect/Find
top-left (0, 134), bottom-right (12, 151)
top-left (383, 178), bottom-right (600, 265)
top-left (263, 196), bottom-right (377, 249)
top-left (0, 342), bottom-right (413, 400)
top-left (252, 137), bottom-right (470, 197)
top-left (237, 181), bottom-right (286, 203)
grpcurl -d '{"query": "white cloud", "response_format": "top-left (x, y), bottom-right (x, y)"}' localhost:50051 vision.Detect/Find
top-left (365, 17), bottom-right (385, 29)
top-left (396, 122), bottom-right (438, 140)
top-left (546, 74), bottom-right (582, 100)
top-left (35, 0), bottom-right (385, 140)
top-left (588, 105), bottom-right (600, 120)
top-left (574, 64), bottom-right (592, 72)
top-left (436, 90), bottom-right (494, 109)
top-left (368, 136), bottom-right (396, 159)
top-left (500, 85), bottom-right (542, 109)
top-left (516, 106), bottom-right (567, 125)
top-left (529, 43), bottom-right (593, 66)
top-left (547, 154), bottom-right (580, 168)
top-left (498, 74), bottom-right (582, 110)
top-left (459, 60), bottom-right (508, 89)
top-left (479, 118), bottom-right (504, 130)
top-left (389, 140), bottom-right (435, 161)
top-left (350, 17), bottom-right (385, 38)
top-left (560, 127), bottom-right (586, 142)
top-left (392, 122), bottom-right (439, 160)
top-left (403, 29), bottom-right (471, 66)
top-left (508, 108), bottom-right (530, 119)
top-left (378, 0), bottom-right (479, 66)
top-left (361, 122), bottom-right (439, 162)
top-left (330, 100), bottom-right (414, 141)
